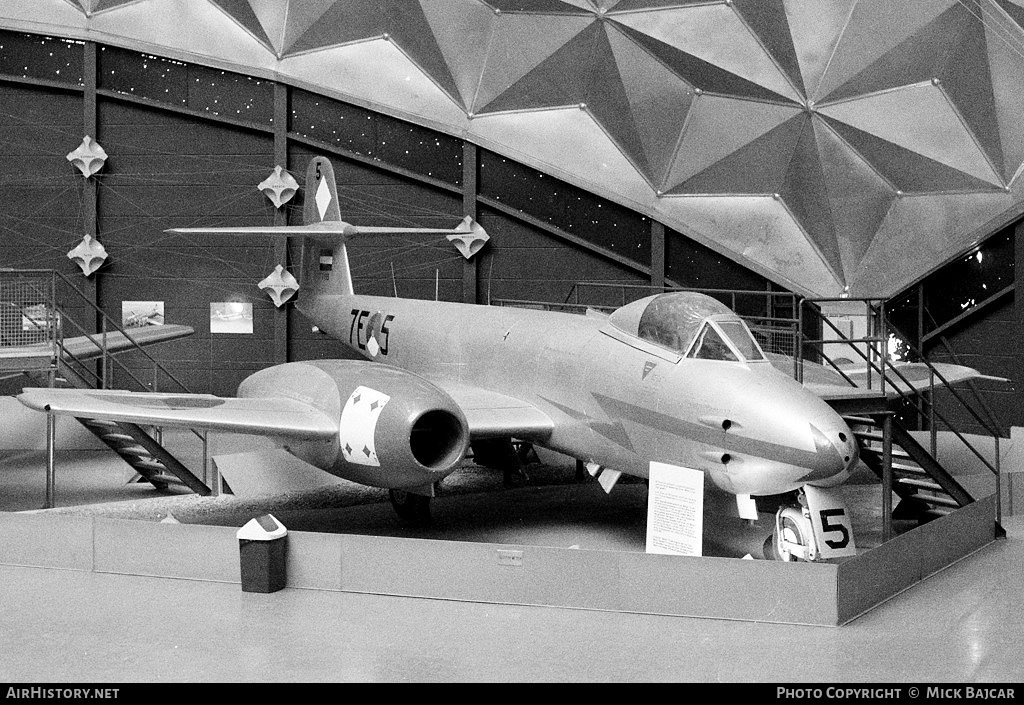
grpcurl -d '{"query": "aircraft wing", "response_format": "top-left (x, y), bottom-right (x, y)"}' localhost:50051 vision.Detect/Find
top-left (767, 353), bottom-right (1009, 400)
top-left (434, 382), bottom-right (555, 441)
top-left (17, 387), bottom-right (337, 440)
top-left (0, 325), bottom-right (194, 364)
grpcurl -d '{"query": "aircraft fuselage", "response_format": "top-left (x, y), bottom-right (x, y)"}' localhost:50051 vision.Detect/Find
top-left (301, 293), bottom-right (858, 497)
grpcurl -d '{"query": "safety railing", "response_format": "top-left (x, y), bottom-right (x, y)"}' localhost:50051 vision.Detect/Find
top-left (0, 268), bottom-right (191, 393)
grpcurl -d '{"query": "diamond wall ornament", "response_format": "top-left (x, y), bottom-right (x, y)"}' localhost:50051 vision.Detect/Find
top-left (66, 136), bottom-right (108, 177)
top-left (258, 166), bottom-right (299, 209)
top-left (258, 264), bottom-right (300, 307)
top-left (447, 230), bottom-right (489, 260)
top-left (66, 234), bottom-right (107, 276)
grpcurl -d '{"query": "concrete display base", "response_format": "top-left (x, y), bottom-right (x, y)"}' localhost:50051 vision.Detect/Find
top-left (0, 482), bottom-right (998, 626)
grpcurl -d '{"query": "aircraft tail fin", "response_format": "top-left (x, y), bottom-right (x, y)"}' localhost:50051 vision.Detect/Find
top-left (300, 156), bottom-right (355, 296)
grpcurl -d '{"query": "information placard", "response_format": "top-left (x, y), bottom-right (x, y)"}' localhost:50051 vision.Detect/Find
top-left (646, 462), bottom-right (704, 556)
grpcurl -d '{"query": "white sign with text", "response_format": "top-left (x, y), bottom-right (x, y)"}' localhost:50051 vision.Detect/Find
top-left (646, 462), bottom-right (704, 556)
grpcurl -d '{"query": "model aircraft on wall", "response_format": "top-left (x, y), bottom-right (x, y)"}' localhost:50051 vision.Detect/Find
top-left (18, 157), bottom-right (913, 562)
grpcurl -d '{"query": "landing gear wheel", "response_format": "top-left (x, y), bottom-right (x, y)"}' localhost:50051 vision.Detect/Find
top-left (389, 489), bottom-right (432, 525)
top-left (765, 506), bottom-right (815, 561)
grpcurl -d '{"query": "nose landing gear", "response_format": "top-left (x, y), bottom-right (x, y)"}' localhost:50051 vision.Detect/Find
top-left (763, 498), bottom-right (818, 562)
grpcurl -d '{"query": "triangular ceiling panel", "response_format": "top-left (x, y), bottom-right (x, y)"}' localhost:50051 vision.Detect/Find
top-left (820, 1), bottom-right (1004, 175)
top-left (850, 190), bottom-right (1013, 297)
top-left (732, 0), bottom-right (804, 95)
top-left (663, 95), bottom-right (800, 191)
top-left (478, 22), bottom-right (655, 175)
top-left (605, 22), bottom-right (695, 185)
top-left (666, 114), bottom-right (805, 195)
top-left (282, 1), bottom-right (463, 107)
top-left (777, 120), bottom-right (843, 284)
top-left (813, 0), bottom-right (957, 100)
top-left (473, 13), bottom-right (592, 112)
top-left (663, 195), bottom-right (843, 295)
top-left (822, 117), bottom-right (1003, 194)
top-left (813, 118), bottom-right (896, 278)
top-left (279, 0), bottom-right (336, 55)
top-left (469, 105), bottom-right (652, 205)
top-left (781, 0), bottom-right (856, 99)
top-left (819, 83), bottom-right (1003, 188)
top-left (419, 0), bottom-right (497, 111)
top-left (611, 3), bottom-right (802, 102)
top-left (988, 0), bottom-right (1024, 183)
top-left (484, 0), bottom-right (593, 12)
top-left (611, 21), bottom-right (794, 103)
top-left (210, 0), bottom-right (278, 53)
top-left (67, 0), bottom-right (141, 14)
top-left (4, 0), bottom-right (1024, 298)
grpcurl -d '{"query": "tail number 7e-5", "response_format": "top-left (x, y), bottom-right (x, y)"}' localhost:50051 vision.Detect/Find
top-left (349, 309), bottom-right (395, 357)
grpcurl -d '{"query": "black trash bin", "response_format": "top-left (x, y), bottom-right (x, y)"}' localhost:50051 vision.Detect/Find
top-left (237, 514), bottom-right (288, 593)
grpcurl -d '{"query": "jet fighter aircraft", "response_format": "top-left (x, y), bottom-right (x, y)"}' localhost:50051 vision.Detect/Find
top-left (19, 157), bottom-right (867, 561)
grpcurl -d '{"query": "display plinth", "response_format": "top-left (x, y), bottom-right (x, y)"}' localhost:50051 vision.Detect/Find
top-left (0, 494), bottom-right (997, 626)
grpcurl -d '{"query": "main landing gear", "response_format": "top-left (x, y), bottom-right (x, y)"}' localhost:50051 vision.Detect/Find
top-left (388, 489), bottom-right (432, 525)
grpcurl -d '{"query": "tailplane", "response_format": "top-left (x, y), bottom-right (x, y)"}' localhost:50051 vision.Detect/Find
top-left (165, 155), bottom-right (487, 300)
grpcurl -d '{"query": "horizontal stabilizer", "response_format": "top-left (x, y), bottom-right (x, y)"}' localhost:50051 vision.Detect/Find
top-left (166, 215), bottom-right (487, 241)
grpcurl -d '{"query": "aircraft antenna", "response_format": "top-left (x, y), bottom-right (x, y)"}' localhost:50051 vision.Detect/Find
top-left (390, 262), bottom-right (398, 297)
top-left (435, 268), bottom-right (439, 301)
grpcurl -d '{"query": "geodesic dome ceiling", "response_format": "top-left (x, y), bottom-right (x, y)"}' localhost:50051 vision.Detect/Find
top-left (6, 0), bottom-right (1024, 297)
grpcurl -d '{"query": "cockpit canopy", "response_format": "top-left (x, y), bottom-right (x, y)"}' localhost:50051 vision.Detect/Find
top-left (607, 292), bottom-right (765, 362)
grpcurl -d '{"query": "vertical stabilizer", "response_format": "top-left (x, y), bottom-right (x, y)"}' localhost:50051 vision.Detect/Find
top-left (301, 156), bottom-right (354, 297)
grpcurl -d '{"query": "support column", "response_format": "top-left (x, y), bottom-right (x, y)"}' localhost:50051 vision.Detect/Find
top-left (1015, 222), bottom-right (1024, 428)
top-left (83, 42), bottom-right (99, 307)
top-left (650, 220), bottom-right (665, 293)
top-left (462, 142), bottom-right (479, 305)
top-left (82, 42), bottom-right (103, 383)
top-left (273, 82), bottom-right (289, 363)
top-left (45, 410), bottom-right (56, 509)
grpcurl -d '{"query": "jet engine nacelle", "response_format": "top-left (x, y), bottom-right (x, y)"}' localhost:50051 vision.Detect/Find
top-left (238, 360), bottom-right (469, 490)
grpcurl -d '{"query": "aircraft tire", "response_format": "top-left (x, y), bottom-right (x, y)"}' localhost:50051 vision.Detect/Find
top-left (389, 489), bottom-right (431, 525)
top-left (764, 507), bottom-right (812, 561)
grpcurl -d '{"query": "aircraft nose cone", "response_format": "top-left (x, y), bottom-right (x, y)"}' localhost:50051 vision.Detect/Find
top-left (799, 421), bottom-right (857, 485)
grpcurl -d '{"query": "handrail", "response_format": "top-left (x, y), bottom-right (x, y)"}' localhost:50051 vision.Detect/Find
top-left (4, 268), bottom-right (191, 393)
top-left (920, 306), bottom-right (1004, 434)
top-left (50, 270), bottom-right (192, 393)
top-left (803, 297), bottom-right (1001, 481)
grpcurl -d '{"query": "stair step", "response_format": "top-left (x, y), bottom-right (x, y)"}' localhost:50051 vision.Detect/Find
top-left (143, 473), bottom-right (186, 488)
top-left (116, 445), bottom-right (152, 457)
top-left (891, 460), bottom-right (926, 474)
top-left (81, 418), bottom-right (119, 429)
top-left (860, 445), bottom-right (914, 461)
top-left (896, 477), bottom-right (944, 492)
top-left (912, 493), bottom-right (961, 508)
top-left (132, 458), bottom-right (166, 472)
top-left (842, 415), bottom-right (876, 426)
top-left (100, 433), bottom-right (136, 444)
top-left (854, 431), bottom-right (885, 443)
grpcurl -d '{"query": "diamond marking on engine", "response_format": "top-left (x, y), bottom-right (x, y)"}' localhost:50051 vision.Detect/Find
top-left (339, 385), bottom-right (391, 467)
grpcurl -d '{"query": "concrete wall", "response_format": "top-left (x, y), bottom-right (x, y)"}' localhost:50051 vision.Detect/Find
top-left (0, 498), bottom-right (999, 626)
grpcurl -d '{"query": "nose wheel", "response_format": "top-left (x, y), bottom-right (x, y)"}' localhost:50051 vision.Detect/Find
top-left (763, 505), bottom-right (818, 562)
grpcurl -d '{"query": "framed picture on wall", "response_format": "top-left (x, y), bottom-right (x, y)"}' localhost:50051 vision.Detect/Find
top-left (121, 301), bottom-right (164, 328)
top-left (210, 302), bottom-right (253, 334)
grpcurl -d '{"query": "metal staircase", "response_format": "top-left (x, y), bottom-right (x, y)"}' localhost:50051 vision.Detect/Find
top-left (3, 269), bottom-right (211, 503)
top-left (842, 412), bottom-right (1004, 539)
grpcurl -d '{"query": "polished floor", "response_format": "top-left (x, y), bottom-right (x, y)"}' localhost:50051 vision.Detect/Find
top-left (1, 449), bottom-right (1022, 683)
